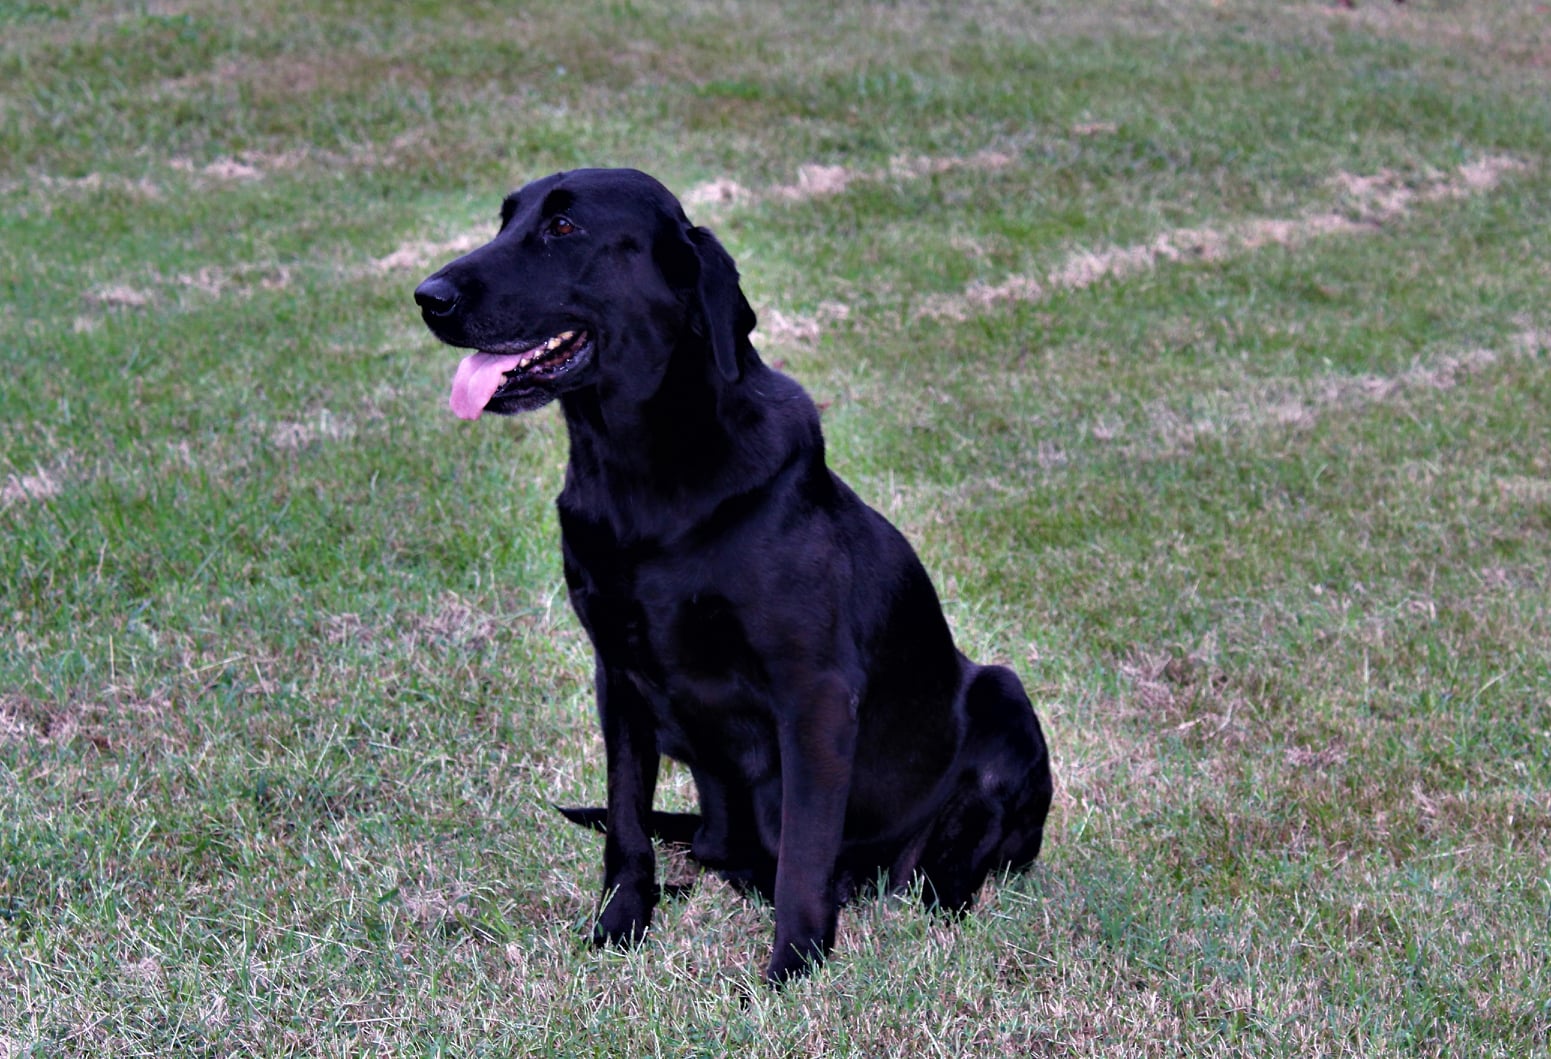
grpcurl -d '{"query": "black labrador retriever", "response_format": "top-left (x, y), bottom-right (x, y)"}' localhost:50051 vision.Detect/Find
top-left (414, 168), bottom-right (1052, 984)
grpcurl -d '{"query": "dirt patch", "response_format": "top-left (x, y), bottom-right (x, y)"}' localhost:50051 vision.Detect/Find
top-left (167, 264), bottom-right (293, 298)
top-left (1332, 169), bottom-right (1415, 221)
top-left (888, 148), bottom-right (1016, 181)
top-left (407, 593), bottom-right (506, 652)
top-left (752, 301), bottom-right (850, 348)
top-left (1123, 328), bottom-right (1540, 461)
top-left (270, 411), bottom-right (356, 451)
top-left (771, 163), bottom-right (855, 201)
top-left (378, 154), bottom-right (1527, 357)
top-left (2, 467), bottom-right (64, 506)
top-left (756, 309), bottom-right (824, 346)
top-left (1117, 637), bottom-right (1248, 744)
top-left (1510, 328), bottom-right (1549, 357)
top-left (684, 146), bottom-right (1020, 213)
top-left (87, 284), bottom-right (153, 309)
top-left (0, 691), bottom-right (136, 753)
top-left (917, 155), bottom-right (1527, 323)
top-left (1297, 346), bottom-right (1502, 414)
top-left (1455, 154), bottom-right (1524, 192)
top-left (171, 156), bottom-right (264, 182)
top-left (160, 151), bottom-right (316, 193)
top-left (682, 178), bottom-right (752, 209)
top-left (20, 173), bottom-right (164, 200)
top-left (372, 232), bottom-right (487, 273)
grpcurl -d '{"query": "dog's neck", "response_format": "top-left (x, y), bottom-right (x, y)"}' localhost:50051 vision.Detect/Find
top-left (557, 342), bottom-right (819, 543)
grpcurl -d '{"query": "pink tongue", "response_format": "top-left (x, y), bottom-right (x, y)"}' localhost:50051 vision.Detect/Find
top-left (449, 351), bottom-right (526, 420)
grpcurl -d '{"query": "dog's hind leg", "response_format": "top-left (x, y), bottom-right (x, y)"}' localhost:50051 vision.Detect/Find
top-left (917, 664), bottom-right (1052, 913)
top-left (687, 767), bottom-right (778, 900)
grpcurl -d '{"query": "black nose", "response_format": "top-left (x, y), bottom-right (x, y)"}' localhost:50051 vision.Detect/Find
top-left (414, 275), bottom-right (461, 318)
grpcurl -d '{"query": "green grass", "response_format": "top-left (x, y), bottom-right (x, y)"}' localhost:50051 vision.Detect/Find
top-left (3, 0), bottom-right (1550, 1054)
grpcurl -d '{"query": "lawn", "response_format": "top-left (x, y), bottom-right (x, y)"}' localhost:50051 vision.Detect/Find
top-left (2, 1), bottom-right (1549, 1055)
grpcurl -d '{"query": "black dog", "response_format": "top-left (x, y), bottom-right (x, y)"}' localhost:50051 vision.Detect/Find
top-left (414, 169), bottom-right (1052, 984)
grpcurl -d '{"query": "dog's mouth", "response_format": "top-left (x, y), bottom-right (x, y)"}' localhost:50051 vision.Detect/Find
top-left (448, 329), bottom-right (594, 420)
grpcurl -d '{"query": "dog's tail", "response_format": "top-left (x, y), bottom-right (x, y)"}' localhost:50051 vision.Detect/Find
top-left (552, 805), bottom-right (702, 847)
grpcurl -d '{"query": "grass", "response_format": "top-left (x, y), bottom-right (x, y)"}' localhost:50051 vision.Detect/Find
top-left (3, 0), bottom-right (1550, 1054)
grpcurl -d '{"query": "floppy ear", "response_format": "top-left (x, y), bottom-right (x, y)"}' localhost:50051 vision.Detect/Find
top-left (687, 226), bottom-right (755, 382)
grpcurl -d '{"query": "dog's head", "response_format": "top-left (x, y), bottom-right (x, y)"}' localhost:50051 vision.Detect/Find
top-left (414, 168), bottom-right (755, 420)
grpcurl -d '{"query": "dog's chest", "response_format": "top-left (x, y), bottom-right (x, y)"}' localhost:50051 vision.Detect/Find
top-left (569, 545), bottom-right (775, 756)
top-left (589, 573), bottom-right (761, 690)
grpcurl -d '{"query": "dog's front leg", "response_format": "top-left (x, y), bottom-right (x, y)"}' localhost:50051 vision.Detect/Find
top-left (593, 665), bottom-right (660, 948)
top-left (766, 674), bottom-right (858, 985)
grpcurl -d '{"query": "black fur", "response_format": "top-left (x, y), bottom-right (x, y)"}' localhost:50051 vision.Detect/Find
top-left (415, 168), bottom-right (1052, 984)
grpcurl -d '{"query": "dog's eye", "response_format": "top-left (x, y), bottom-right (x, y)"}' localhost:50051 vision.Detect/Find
top-left (547, 216), bottom-right (577, 237)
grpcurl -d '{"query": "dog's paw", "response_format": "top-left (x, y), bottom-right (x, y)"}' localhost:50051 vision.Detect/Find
top-left (593, 885), bottom-right (657, 948)
top-left (763, 936), bottom-right (828, 986)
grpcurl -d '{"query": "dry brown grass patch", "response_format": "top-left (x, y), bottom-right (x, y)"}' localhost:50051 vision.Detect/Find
top-left (169, 156), bottom-right (265, 182)
top-left (85, 283), bottom-right (153, 309)
top-left (11, 172), bottom-right (164, 201)
top-left (752, 301), bottom-right (851, 350)
top-left (269, 410), bottom-right (356, 450)
top-left (1, 466), bottom-right (65, 506)
top-left (683, 144), bottom-right (1020, 214)
top-left (0, 688), bottom-right (191, 757)
top-left (371, 231), bottom-right (487, 273)
top-left (918, 155), bottom-right (1528, 323)
top-left (1113, 327), bottom-right (1543, 461)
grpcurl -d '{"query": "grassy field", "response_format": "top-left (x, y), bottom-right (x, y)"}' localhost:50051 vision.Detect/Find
top-left (4, 0), bottom-right (1550, 1054)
